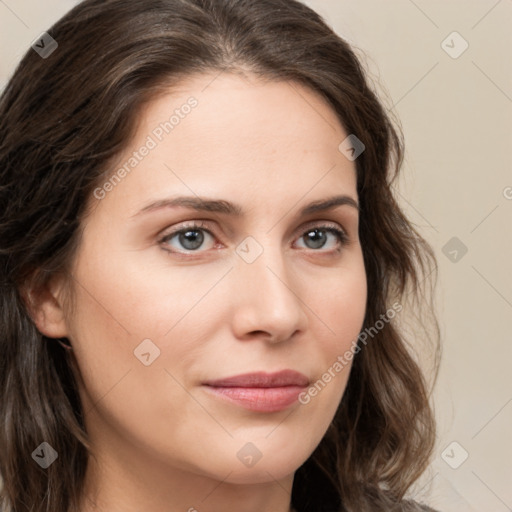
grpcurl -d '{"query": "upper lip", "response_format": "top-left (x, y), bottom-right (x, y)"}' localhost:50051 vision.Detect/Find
top-left (203, 370), bottom-right (309, 388)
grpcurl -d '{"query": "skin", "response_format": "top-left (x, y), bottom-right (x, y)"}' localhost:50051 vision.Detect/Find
top-left (33, 72), bottom-right (367, 512)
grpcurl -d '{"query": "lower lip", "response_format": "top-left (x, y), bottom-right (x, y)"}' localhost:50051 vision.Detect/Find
top-left (202, 385), bottom-right (306, 412)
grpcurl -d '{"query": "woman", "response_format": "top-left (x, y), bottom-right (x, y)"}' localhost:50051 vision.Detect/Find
top-left (0, 0), bottom-right (440, 511)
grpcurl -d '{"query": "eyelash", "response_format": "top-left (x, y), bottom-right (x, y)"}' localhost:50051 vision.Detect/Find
top-left (158, 220), bottom-right (350, 257)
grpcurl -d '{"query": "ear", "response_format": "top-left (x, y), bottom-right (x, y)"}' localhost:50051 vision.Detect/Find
top-left (22, 273), bottom-right (70, 339)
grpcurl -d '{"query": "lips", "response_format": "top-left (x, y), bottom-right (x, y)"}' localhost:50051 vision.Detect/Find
top-left (202, 370), bottom-right (309, 388)
top-left (202, 370), bottom-right (309, 413)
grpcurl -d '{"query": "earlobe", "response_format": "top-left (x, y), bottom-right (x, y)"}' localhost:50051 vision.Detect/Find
top-left (22, 275), bottom-right (69, 339)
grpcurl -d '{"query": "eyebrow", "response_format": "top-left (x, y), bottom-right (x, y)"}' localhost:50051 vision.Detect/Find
top-left (131, 194), bottom-right (359, 218)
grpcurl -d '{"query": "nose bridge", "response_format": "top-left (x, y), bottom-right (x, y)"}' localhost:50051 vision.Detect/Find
top-left (231, 233), bottom-right (307, 339)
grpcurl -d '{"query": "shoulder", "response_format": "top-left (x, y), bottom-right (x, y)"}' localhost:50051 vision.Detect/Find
top-left (318, 500), bottom-right (440, 511)
top-left (400, 500), bottom-right (439, 512)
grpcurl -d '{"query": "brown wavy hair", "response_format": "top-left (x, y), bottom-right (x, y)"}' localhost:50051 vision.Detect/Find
top-left (0, 0), bottom-right (440, 511)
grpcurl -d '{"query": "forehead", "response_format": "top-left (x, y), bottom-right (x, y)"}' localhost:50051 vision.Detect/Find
top-left (92, 72), bottom-right (358, 217)
top-left (140, 72), bottom-right (347, 155)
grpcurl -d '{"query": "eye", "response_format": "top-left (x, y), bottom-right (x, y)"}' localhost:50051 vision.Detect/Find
top-left (294, 224), bottom-right (349, 251)
top-left (159, 221), bottom-right (216, 253)
top-left (158, 221), bottom-right (349, 255)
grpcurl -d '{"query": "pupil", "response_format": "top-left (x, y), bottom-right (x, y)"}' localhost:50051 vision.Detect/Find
top-left (307, 229), bottom-right (326, 249)
top-left (180, 230), bottom-right (204, 250)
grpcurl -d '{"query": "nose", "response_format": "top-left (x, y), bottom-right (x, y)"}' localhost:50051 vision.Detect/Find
top-left (230, 241), bottom-right (309, 344)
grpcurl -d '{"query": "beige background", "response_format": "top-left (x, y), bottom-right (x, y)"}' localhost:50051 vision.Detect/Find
top-left (1, 1), bottom-right (511, 510)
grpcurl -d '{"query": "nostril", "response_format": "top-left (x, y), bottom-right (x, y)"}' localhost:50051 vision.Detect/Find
top-left (249, 330), bottom-right (267, 336)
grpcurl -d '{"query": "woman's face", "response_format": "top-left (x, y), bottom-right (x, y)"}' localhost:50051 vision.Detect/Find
top-left (61, 73), bottom-right (367, 487)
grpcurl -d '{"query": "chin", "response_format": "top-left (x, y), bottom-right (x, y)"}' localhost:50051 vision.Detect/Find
top-left (217, 446), bottom-right (310, 485)
top-left (220, 464), bottom-right (297, 485)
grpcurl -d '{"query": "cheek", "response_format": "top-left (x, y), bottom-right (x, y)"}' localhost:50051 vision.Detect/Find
top-left (66, 251), bottom-right (217, 463)
top-left (65, 238), bottom-right (230, 415)
top-left (295, 254), bottom-right (367, 421)
top-left (68, 235), bottom-right (223, 340)
top-left (313, 254), bottom-right (367, 357)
